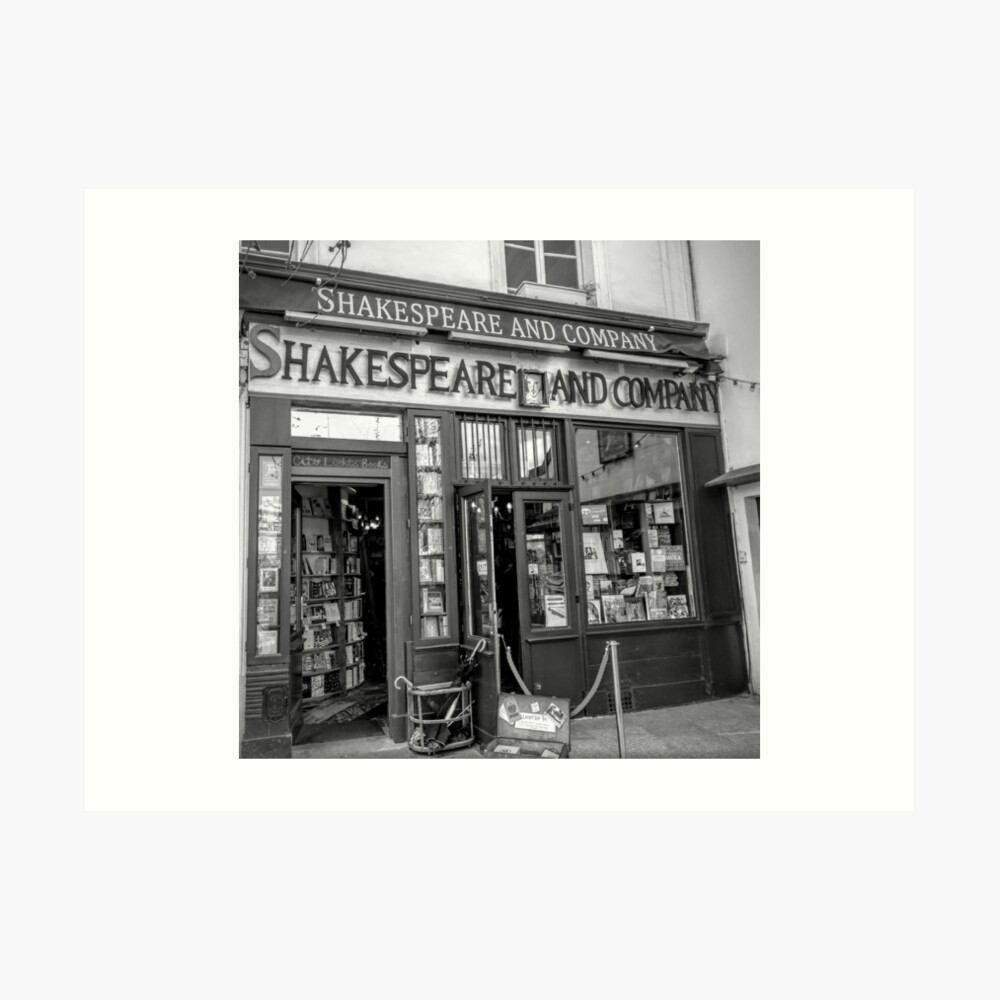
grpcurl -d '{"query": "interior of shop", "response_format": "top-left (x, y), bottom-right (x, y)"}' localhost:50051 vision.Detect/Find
top-left (291, 482), bottom-right (389, 747)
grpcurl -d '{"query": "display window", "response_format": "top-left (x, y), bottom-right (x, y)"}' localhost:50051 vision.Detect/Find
top-left (414, 416), bottom-right (449, 639)
top-left (575, 428), bottom-right (696, 624)
top-left (255, 454), bottom-right (284, 654)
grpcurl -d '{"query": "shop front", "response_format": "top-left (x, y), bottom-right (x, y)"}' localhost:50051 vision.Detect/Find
top-left (239, 269), bottom-right (747, 758)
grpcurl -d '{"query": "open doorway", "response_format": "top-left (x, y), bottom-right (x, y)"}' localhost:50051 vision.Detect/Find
top-left (291, 481), bottom-right (390, 746)
top-left (492, 489), bottom-right (523, 693)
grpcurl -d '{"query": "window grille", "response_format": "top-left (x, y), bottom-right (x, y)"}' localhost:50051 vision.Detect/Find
top-left (515, 418), bottom-right (562, 484)
top-left (459, 414), bottom-right (507, 481)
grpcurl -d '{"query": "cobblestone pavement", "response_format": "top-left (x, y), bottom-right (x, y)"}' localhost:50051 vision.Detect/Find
top-left (291, 694), bottom-right (759, 759)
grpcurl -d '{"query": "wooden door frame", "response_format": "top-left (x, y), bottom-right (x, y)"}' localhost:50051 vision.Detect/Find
top-left (456, 482), bottom-right (501, 740)
top-left (510, 487), bottom-right (585, 699)
top-left (289, 461), bottom-right (406, 732)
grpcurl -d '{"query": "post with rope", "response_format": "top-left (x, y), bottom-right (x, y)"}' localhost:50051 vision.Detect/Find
top-left (501, 635), bottom-right (628, 758)
top-left (608, 641), bottom-right (627, 758)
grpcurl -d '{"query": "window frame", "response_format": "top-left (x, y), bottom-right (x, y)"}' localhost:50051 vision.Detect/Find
top-left (570, 422), bottom-right (702, 629)
top-left (502, 240), bottom-right (581, 294)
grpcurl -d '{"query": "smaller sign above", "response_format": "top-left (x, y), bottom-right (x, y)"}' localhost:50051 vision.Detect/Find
top-left (291, 453), bottom-right (390, 470)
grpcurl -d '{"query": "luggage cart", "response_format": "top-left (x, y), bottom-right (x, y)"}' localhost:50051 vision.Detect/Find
top-left (394, 676), bottom-right (474, 755)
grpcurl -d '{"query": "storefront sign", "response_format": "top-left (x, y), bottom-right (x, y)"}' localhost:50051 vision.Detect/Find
top-left (248, 324), bottom-right (719, 416)
top-left (240, 274), bottom-right (710, 359)
top-left (291, 453), bottom-right (390, 470)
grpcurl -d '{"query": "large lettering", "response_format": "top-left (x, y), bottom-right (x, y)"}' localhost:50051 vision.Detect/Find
top-left (247, 327), bottom-right (718, 416)
top-left (247, 325), bottom-right (281, 378)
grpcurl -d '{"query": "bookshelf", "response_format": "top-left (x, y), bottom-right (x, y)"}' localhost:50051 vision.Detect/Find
top-left (291, 486), bottom-right (367, 707)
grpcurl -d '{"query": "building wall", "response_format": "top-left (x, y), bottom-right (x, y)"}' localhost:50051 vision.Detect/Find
top-left (301, 240), bottom-right (494, 291)
top-left (297, 240), bottom-right (696, 321)
top-left (689, 241), bottom-right (760, 469)
top-left (688, 240), bottom-right (760, 694)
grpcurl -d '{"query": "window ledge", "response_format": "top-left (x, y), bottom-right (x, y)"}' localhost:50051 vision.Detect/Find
top-left (513, 281), bottom-right (589, 307)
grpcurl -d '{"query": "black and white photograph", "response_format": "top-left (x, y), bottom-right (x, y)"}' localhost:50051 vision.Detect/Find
top-left (23, 0), bottom-right (984, 987)
top-left (240, 240), bottom-right (760, 759)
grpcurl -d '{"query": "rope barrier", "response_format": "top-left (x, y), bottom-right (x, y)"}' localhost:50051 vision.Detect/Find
top-left (500, 635), bottom-right (613, 718)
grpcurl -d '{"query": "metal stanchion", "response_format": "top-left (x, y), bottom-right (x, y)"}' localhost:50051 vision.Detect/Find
top-left (608, 640), bottom-right (627, 758)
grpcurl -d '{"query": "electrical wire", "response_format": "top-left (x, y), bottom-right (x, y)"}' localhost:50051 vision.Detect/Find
top-left (238, 240), bottom-right (258, 274)
top-left (279, 240), bottom-right (314, 286)
top-left (295, 241), bottom-right (350, 327)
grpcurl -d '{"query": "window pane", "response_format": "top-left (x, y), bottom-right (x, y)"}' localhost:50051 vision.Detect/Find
top-left (463, 496), bottom-right (491, 636)
top-left (291, 409), bottom-right (402, 442)
top-left (524, 501), bottom-right (567, 629)
top-left (575, 429), bottom-right (695, 625)
top-left (542, 241), bottom-right (576, 255)
top-left (504, 244), bottom-right (537, 291)
top-left (256, 455), bottom-right (283, 655)
top-left (518, 424), bottom-right (556, 480)
top-left (460, 416), bottom-right (506, 480)
top-left (505, 240), bottom-right (535, 249)
top-left (543, 254), bottom-right (579, 289)
top-left (415, 416), bottom-right (448, 639)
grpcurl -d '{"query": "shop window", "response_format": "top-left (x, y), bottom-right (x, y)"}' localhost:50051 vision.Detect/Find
top-left (255, 455), bottom-right (283, 655)
top-left (503, 240), bottom-right (580, 294)
top-left (515, 418), bottom-right (562, 484)
top-left (575, 428), bottom-right (696, 625)
top-left (291, 408), bottom-right (402, 442)
top-left (414, 416), bottom-right (449, 639)
top-left (459, 414), bottom-right (507, 481)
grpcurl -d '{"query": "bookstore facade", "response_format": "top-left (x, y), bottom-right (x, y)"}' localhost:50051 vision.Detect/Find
top-left (239, 268), bottom-right (747, 758)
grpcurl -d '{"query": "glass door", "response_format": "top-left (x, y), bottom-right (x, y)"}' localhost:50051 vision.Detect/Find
top-left (512, 491), bottom-right (584, 700)
top-left (457, 483), bottom-right (501, 739)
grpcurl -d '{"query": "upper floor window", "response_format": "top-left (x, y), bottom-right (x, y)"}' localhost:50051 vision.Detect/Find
top-left (503, 240), bottom-right (580, 294)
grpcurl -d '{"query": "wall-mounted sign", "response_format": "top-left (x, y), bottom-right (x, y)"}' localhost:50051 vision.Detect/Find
top-left (291, 453), bottom-right (391, 470)
top-left (239, 274), bottom-right (711, 360)
top-left (247, 324), bottom-right (720, 419)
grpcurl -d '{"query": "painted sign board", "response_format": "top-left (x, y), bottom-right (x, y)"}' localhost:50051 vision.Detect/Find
top-left (291, 453), bottom-right (390, 470)
top-left (246, 323), bottom-right (721, 428)
top-left (239, 274), bottom-right (711, 360)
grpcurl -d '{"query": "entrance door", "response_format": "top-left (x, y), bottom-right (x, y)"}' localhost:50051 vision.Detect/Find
top-left (457, 483), bottom-right (501, 740)
top-left (512, 491), bottom-right (584, 701)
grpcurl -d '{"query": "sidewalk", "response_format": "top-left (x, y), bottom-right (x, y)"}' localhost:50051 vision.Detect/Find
top-left (292, 694), bottom-right (759, 759)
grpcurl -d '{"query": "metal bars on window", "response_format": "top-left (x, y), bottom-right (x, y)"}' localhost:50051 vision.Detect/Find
top-left (459, 415), bottom-right (507, 481)
top-left (516, 418), bottom-right (562, 484)
top-left (459, 414), bottom-right (565, 485)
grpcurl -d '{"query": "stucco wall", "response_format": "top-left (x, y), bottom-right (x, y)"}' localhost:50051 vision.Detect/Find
top-left (302, 240), bottom-right (494, 290)
top-left (689, 241), bottom-right (760, 470)
top-left (297, 241), bottom-right (696, 322)
top-left (602, 241), bottom-right (696, 320)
